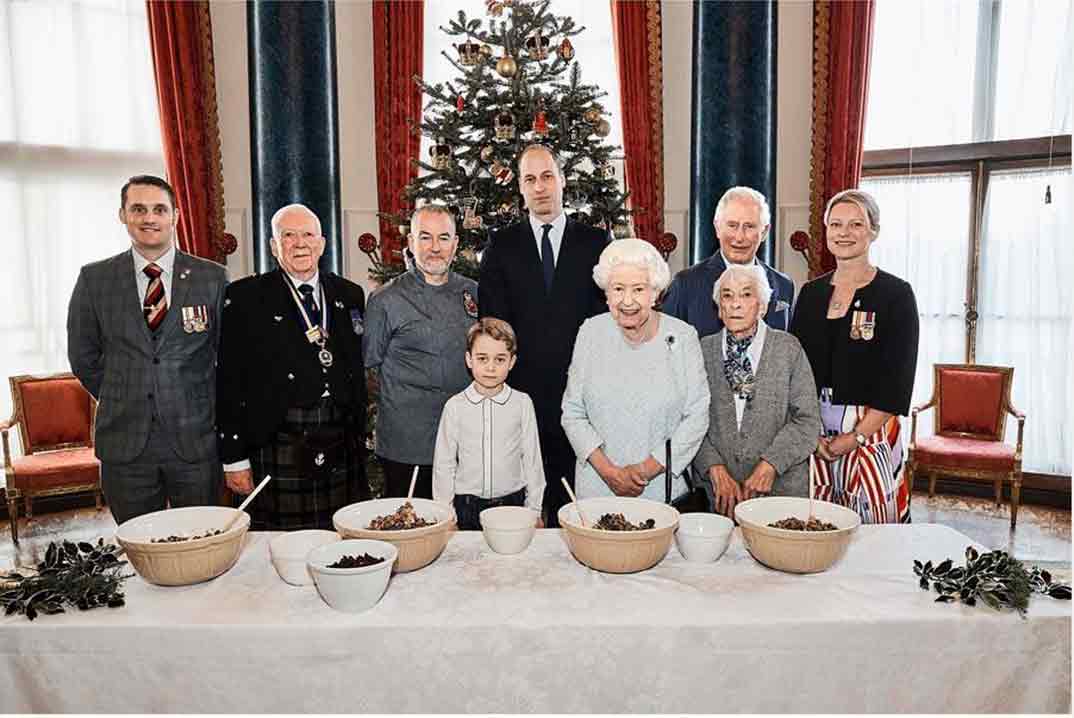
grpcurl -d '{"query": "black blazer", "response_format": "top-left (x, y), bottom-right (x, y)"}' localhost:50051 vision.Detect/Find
top-left (478, 218), bottom-right (608, 459)
top-left (790, 269), bottom-right (919, 416)
top-left (216, 269), bottom-right (367, 464)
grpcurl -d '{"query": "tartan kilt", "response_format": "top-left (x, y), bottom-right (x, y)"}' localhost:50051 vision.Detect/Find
top-left (242, 398), bottom-right (369, 530)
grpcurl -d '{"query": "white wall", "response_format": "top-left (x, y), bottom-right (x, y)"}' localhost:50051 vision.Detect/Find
top-left (211, 0), bottom-right (814, 286)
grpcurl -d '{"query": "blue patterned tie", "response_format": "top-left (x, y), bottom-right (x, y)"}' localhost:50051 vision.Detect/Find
top-left (540, 224), bottom-right (554, 292)
top-left (298, 284), bottom-right (321, 328)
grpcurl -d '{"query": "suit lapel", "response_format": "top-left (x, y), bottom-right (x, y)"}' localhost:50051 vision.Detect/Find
top-left (118, 250), bottom-right (154, 346)
top-left (550, 219), bottom-right (588, 297)
top-left (515, 220), bottom-right (548, 296)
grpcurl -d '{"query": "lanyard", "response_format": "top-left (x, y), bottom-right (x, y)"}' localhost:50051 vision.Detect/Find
top-left (281, 273), bottom-right (328, 339)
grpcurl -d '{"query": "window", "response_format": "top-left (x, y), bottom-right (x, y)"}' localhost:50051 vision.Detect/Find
top-left (0, 0), bottom-right (164, 462)
top-left (862, 0), bottom-right (1073, 475)
top-left (421, 0), bottom-right (624, 176)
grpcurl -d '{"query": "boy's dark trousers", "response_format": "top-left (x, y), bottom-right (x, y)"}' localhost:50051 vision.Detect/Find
top-left (452, 487), bottom-right (527, 530)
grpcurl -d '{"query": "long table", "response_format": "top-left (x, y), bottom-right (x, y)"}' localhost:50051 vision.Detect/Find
top-left (1, 524), bottom-right (1069, 713)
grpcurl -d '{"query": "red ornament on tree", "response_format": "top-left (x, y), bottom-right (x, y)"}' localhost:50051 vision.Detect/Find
top-left (456, 94), bottom-right (465, 112)
top-left (789, 230), bottom-right (810, 252)
top-left (357, 233), bottom-right (378, 255)
top-left (532, 110), bottom-right (549, 137)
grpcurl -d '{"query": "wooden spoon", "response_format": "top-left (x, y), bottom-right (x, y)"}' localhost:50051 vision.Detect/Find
top-left (560, 477), bottom-right (590, 528)
top-left (406, 465), bottom-right (420, 501)
top-left (222, 474), bottom-right (272, 532)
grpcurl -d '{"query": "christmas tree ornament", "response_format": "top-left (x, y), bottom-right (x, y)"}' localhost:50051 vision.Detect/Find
top-left (583, 107), bottom-right (602, 125)
top-left (595, 162), bottom-right (615, 180)
top-left (456, 95), bottom-right (465, 112)
top-left (496, 54), bottom-right (518, 78)
top-left (463, 205), bottom-right (484, 230)
top-left (525, 30), bottom-right (550, 60)
top-left (397, 223), bottom-right (410, 237)
top-left (480, 44), bottom-right (493, 59)
top-left (557, 38), bottom-right (575, 62)
top-left (532, 109), bottom-right (549, 137)
top-left (490, 160), bottom-right (515, 186)
top-left (357, 233), bottom-right (378, 255)
top-left (494, 111), bottom-right (516, 140)
top-left (594, 118), bottom-right (612, 138)
top-left (430, 141), bottom-right (453, 171)
top-left (498, 200), bottom-right (518, 216)
top-left (612, 223), bottom-right (632, 239)
top-left (455, 42), bottom-right (482, 67)
top-left (485, 0), bottom-right (504, 16)
top-left (480, 145), bottom-right (495, 162)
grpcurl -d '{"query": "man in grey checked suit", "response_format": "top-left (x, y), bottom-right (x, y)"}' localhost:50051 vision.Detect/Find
top-left (67, 175), bottom-right (228, 525)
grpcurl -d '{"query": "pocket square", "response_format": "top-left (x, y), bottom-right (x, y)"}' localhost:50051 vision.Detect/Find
top-left (775, 300), bottom-right (791, 312)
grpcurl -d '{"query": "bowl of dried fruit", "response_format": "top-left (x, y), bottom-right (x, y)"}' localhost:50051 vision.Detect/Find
top-left (734, 496), bottom-right (861, 574)
top-left (114, 506), bottom-right (250, 586)
top-left (332, 498), bottom-right (456, 573)
top-left (557, 497), bottom-right (680, 574)
top-left (306, 539), bottom-right (398, 613)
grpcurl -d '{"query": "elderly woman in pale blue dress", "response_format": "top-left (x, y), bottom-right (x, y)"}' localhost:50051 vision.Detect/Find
top-left (561, 238), bottom-right (710, 501)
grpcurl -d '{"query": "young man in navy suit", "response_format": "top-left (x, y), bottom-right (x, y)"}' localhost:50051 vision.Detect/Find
top-left (479, 145), bottom-right (608, 527)
top-left (663, 186), bottom-right (795, 338)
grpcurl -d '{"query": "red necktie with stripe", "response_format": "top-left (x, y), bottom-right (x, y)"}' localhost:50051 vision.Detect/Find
top-left (143, 263), bottom-right (168, 331)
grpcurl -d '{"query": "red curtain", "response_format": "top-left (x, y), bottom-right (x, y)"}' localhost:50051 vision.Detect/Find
top-left (145, 1), bottom-right (233, 264)
top-left (372, 1), bottom-right (424, 265)
top-left (611, 0), bottom-right (665, 247)
top-left (806, 0), bottom-right (876, 277)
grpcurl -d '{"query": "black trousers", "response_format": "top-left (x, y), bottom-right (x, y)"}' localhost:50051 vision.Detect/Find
top-left (378, 456), bottom-right (433, 500)
top-left (540, 450), bottom-right (575, 529)
top-left (452, 487), bottom-right (527, 531)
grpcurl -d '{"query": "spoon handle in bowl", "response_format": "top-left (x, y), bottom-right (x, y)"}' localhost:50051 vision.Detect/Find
top-left (225, 475), bottom-right (272, 531)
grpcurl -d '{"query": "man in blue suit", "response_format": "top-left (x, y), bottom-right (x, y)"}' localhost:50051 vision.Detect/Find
top-left (663, 186), bottom-right (794, 337)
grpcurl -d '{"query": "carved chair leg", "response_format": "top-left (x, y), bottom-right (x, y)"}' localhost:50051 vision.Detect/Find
top-left (95, 486), bottom-right (102, 511)
top-left (928, 472), bottom-right (937, 498)
top-left (993, 479), bottom-right (1002, 507)
top-left (7, 494), bottom-right (18, 545)
top-left (905, 461), bottom-right (915, 499)
top-left (24, 495), bottom-right (32, 519)
top-left (1010, 472), bottom-right (1022, 529)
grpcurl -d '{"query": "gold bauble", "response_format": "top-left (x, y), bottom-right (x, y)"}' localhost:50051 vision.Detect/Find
top-left (583, 107), bottom-right (602, 125)
top-left (594, 118), bottom-right (612, 138)
top-left (480, 145), bottom-right (495, 162)
top-left (480, 44), bottom-right (493, 58)
top-left (496, 55), bottom-right (518, 78)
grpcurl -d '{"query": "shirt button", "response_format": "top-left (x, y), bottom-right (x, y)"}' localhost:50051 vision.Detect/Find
top-left (147, 392), bottom-right (154, 400)
top-left (153, 358), bottom-right (160, 365)
top-left (233, 434), bottom-right (239, 440)
top-left (287, 373), bottom-right (295, 380)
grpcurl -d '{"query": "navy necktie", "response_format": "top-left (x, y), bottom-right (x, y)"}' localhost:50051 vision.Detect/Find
top-left (540, 224), bottom-right (554, 292)
top-left (298, 284), bottom-right (321, 328)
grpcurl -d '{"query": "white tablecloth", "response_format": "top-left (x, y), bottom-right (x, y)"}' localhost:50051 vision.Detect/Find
top-left (1, 524), bottom-right (1069, 713)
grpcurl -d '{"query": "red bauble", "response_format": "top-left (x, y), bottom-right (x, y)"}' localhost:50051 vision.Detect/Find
top-left (659, 232), bottom-right (678, 255)
top-left (789, 230), bottom-right (810, 252)
top-left (219, 232), bottom-right (238, 256)
top-left (456, 95), bottom-right (465, 112)
top-left (532, 110), bottom-right (548, 136)
top-left (357, 233), bottom-right (378, 254)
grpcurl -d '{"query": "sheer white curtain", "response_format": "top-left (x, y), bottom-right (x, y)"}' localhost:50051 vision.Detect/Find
top-left (860, 173), bottom-right (973, 445)
top-left (0, 0), bottom-right (163, 469)
top-left (976, 167), bottom-right (1072, 474)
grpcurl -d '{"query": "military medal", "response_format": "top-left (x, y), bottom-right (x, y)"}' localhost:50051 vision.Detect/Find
top-left (860, 311), bottom-right (876, 341)
top-left (850, 311), bottom-right (862, 340)
top-left (192, 305), bottom-right (208, 332)
top-left (181, 307), bottom-right (195, 333)
top-left (318, 348), bottom-right (334, 367)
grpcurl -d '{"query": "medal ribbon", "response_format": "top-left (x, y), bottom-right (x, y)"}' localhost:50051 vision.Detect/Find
top-left (281, 273), bottom-right (329, 345)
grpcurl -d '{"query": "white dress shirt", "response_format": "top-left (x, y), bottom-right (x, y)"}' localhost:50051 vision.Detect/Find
top-left (223, 270), bottom-right (325, 474)
top-left (720, 321), bottom-right (768, 429)
top-left (529, 212), bottom-right (567, 265)
top-left (432, 382), bottom-right (545, 512)
top-left (133, 244), bottom-right (176, 309)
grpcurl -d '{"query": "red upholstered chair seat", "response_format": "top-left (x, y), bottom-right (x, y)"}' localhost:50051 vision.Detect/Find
top-left (913, 435), bottom-right (1016, 473)
top-left (11, 448), bottom-right (100, 491)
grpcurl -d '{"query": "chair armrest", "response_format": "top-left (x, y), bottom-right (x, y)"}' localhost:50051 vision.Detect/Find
top-left (0, 420), bottom-right (15, 471)
top-left (909, 399), bottom-right (935, 447)
top-left (1006, 403), bottom-right (1026, 459)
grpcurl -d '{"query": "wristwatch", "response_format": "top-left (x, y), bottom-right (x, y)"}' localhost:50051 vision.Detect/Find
top-left (853, 431), bottom-right (868, 448)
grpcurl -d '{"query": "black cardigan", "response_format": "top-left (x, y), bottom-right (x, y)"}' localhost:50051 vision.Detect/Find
top-left (790, 269), bottom-right (919, 416)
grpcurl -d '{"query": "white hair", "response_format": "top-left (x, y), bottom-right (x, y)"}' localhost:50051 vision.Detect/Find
top-left (713, 264), bottom-right (773, 308)
top-left (712, 186), bottom-right (771, 232)
top-left (271, 203), bottom-right (322, 237)
top-left (592, 238), bottom-right (671, 293)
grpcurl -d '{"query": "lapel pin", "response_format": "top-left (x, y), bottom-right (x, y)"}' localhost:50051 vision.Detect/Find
top-left (334, 300), bottom-right (345, 309)
top-left (274, 315), bottom-right (283, 322)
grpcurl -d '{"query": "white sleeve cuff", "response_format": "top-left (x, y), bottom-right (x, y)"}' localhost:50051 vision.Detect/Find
top-left (223, 459), bottom-right (251, 472)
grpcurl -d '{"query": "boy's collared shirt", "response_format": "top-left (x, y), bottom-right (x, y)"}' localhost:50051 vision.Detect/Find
top-left (432, 382), bottom-right (545, 512)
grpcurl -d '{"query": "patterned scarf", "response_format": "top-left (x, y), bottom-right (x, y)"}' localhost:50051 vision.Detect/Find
top-left (723, 329), bottom-right (757, 402)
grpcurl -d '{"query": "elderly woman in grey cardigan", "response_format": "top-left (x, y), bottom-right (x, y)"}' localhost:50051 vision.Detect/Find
top-left (562, 239), bottom-right (710, 501)
top-left (693, 264), bottom-right (821, 516)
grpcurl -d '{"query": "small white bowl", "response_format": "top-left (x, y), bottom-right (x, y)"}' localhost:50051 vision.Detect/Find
top-left (307, 539), bottom-right (398, 613)
top-left (675, 513), bottom-right (734, 563)
top-left (479, 506), bottom-right (539, 555)
top-left (269, 530), bottom-right (340, 586)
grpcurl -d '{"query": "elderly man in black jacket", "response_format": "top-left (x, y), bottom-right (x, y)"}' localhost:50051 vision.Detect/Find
top-left (216, 204), bottom-right (368, 529)
top-left (479, 144), bottom-right (608, 527)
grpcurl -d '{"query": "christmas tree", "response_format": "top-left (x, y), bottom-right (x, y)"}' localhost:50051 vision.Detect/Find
top-left (362, 0), bottom-right (633, 283)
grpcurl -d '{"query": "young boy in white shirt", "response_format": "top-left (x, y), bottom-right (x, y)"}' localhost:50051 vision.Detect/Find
top-left (433, 318), bottom-right (545, 530)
